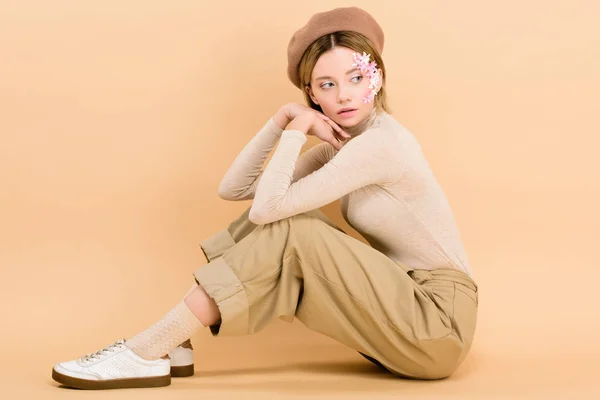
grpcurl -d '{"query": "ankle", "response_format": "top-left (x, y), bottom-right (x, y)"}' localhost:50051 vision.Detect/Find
top-left (125, 342), bottom-right (166, 361)
top-left (125, 301), bottom-right (203, 361)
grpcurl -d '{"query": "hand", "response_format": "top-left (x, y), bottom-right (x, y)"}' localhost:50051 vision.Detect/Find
top-left (283, 102), bottom-right (314, 121)
top-left (273, 103), bottom-right (312, 130)
top-left (314, 113), bottom-right (352, 146)
top-left (286, 112), bottom-right (350, 150)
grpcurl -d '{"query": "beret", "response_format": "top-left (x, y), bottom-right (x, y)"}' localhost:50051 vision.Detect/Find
top-left (286, 7), bottom-right (384, 88)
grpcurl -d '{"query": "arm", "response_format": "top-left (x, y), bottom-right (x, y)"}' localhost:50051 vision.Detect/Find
top-left (248, 126), bottom-right (402, 225)
top-left (217, 118), bottom-right (335, 201)
top-left (291, 142), bottom-right (335, 182)
top-left (217, 117), bottom-right (283, 201)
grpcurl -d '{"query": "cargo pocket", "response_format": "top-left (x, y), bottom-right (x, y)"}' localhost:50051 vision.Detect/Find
top-left (409, 271), bottom-right (456, 341)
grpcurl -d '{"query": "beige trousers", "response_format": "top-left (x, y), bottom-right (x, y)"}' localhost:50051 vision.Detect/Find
top-left (193, 206), bottom-right (478, 379)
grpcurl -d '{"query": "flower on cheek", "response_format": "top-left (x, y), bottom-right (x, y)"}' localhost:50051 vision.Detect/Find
top-left (352, 52), bottom-right (381, 104)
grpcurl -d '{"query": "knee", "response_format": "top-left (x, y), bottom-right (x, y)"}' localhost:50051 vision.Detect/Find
top-left (386, 340), bottom-right (464, 380)
top-left (286, 212), bottom-right (333, 235)
top-left (288, 210), bottom-right (341, 233)
top-left (422, 361), bottom-right (459, 380)
top-left (391, 360), bottom-right (458, 380)
top-left (252, 211), bottom-right (324, 227)
top-left (415, 350), bottom-right (463, 380)
top-left (250, 211), bottom-right (341, 241)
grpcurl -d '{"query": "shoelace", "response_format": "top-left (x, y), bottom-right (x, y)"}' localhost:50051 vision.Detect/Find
top-left (80, 339), bottom-right (126, 363)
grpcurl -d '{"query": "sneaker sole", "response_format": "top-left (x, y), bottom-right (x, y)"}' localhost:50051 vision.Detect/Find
top-left (170, 364), bottom-right (194, 377)
top-left (52, 368), bottom-right (171, 390)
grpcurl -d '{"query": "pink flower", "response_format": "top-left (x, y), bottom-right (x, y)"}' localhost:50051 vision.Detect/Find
top-left (353, 51), bottom-right (381, 104)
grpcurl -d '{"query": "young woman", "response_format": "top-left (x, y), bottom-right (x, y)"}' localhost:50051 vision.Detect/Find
top-left (52, 7), bottom-right (478, 390)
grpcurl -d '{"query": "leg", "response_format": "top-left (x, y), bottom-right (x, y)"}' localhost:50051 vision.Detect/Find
top-left (122, 203), bottom-right (338, 366)
top-left (193, 212), bottom-right (478, 379)
top-left (51, 207), bottom-right (268, 389)
top-left (199, 205), bottom-right (336, 262)
top-left (153, 206), bottom-right (266, 377)
top-left (198, 206), bottom-right (257, 262)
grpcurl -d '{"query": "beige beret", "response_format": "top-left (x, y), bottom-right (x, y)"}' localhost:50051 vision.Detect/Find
top-left (286, 7), bottom-right (385, 88)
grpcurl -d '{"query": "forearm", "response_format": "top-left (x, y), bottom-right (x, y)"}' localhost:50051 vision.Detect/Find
top-left (249, 129), bottom-right (308, 223)
top-left (247, 113), bottom-right (317, 222)
top-left (217, 110), bottom-right (288, 201)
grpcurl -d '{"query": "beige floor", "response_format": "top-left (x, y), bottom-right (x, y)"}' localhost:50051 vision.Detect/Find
top-left (3, 193), bottom-right (600, 399)
top-left (4, 317), bottom-right (600, 399)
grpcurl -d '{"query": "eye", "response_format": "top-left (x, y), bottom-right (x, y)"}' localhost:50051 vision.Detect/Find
top-left (320, 82), bottom-right (334, 89)
top-left (351, 75), bottom-right (363, 83)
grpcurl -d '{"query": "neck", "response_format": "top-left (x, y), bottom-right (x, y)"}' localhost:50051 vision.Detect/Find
top-left (344, 108), bottom-right (380, 137)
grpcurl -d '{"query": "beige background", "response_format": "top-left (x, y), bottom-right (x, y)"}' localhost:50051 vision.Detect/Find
top-left (1, 0), bottom-right (599, 398)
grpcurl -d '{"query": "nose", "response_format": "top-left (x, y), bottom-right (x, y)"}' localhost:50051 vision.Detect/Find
top-left (337, 84), bottom-right (352, 104)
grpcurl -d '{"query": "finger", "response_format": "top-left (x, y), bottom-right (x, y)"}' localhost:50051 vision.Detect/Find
top-left (315, 112), bottom-right (333, 124)
top-left (325, 119), bottom-right (351, 141)
top-left (319, 119), bottom-right (342, 141)
top-left (318, 114), bottom-right (351, 139)
top-left (315, 112), bottom-right (334, 123)
top-left (325, 133), bottom-right (343, 150)
top-left (331, 125), bottom-right (349, 141)
top-left (336, 126), bottom-right (351, 139)
top-left (317, 114), bottom-right (341, 132)
top-left (318, 114), bottom-right (341, 132)
top-left (329, 137), bottom-right (342, 150)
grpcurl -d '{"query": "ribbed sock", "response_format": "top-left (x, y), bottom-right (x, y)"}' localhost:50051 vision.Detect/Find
top-left (125, 300), bottom-right (204, 360)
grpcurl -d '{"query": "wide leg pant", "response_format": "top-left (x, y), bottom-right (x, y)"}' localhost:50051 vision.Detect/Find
top-left (193, 207), bottom-right (478, 379)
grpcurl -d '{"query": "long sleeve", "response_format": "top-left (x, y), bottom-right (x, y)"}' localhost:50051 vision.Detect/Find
top-left (249, 127), bottom-right (404, 225)
top-left (218, 118), bottom-right (334, 201)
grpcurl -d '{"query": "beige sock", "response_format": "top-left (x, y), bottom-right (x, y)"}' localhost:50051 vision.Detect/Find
top-left (126, 300), bottom-right (204, 360)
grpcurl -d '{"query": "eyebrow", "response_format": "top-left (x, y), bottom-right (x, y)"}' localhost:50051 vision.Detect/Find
top-left (315, 67), bottom-right (359, 81)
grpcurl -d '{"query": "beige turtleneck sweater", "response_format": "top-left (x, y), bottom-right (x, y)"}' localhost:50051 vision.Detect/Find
top-left (217, 111), bottom-right (473, 277)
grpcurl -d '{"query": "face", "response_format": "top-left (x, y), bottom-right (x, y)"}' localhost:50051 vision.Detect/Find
top-left (306, 46), bottom-right (383, 128)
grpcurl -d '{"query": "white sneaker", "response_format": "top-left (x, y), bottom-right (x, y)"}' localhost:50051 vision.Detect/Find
top-left (52, 340), bottom-right (171, 390)
top-left (168, 339), bottom-right (194, 377)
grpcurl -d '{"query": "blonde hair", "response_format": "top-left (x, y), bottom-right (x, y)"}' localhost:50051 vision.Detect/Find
top-left (297, 31), bottom-right (389, 114)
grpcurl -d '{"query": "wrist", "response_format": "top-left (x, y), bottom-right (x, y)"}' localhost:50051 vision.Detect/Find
top-left (285, 113), bottom-right (313, 134)
top-left (273, 104), bottom-right (292, 130)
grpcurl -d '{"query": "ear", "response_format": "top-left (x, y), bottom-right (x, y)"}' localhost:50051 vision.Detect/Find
top-left (305, 85), bottom-right (319, 105)
top-left (376, 68), bottom-right (384, 91)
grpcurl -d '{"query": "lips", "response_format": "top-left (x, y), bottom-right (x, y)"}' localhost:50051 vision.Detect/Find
top-left (337, 108), bottom-right (357, 114)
